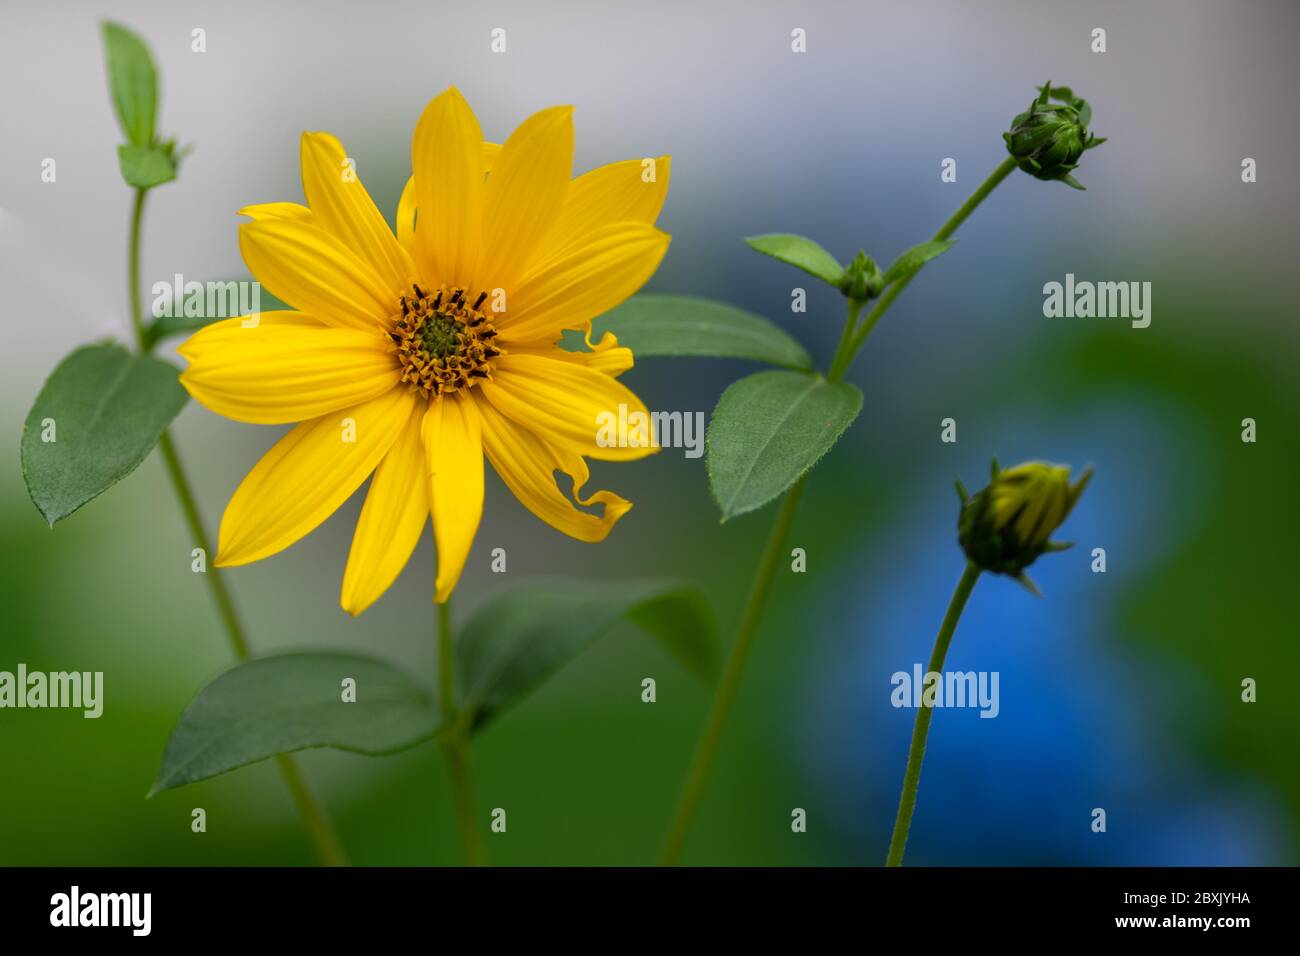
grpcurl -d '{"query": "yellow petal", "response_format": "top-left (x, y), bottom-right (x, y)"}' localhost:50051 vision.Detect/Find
top-left (508, 330), bottom-right (634, 377)
top-left (396, 177), bottom-right (417, 246)
top-left (497, 222), bottom-right (669, 343)
top-left (422, 392), bottom-right (484, 603)
top-left (340, 405), bottom-right (428, 615)
top-left (301, 132), bottom-right (417, 294)
top-left (412, 87), bottom-right (484, 289)
top-left (239, 219), bottom-right (395, 333)
top-left (478, 398), bottom-right (631, 541)
top-left (239, 202), bottom-right (313, 223)
top-left (179, 310), bottom-right (326, 337)
top-left (179, 319), bottom-right (399, 425)
top-left (396, 142), bottom-right (502, 247)
top-left (216, 387), bottom-right (416, 566)
top-left (480, 106), bottom-right (573, 291)
top-left (479, 352), bottom-right (657, 461)
top-left (534, 155), bottom-right (670, 268)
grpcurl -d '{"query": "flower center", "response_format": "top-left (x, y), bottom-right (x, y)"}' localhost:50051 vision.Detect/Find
top-left (390, 284), bottom-right (501, 398)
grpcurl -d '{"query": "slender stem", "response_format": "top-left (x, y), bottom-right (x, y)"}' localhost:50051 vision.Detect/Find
top-left (441, 741), bottom-right (486, 867)
top-left (885, 561), bottom-right (981, 867)
top-left (658, 475), bottom-right (808, 866)
top-left (127, 190), bottom-right (149, 347)
top-left (155, 434), bottom-right (251, 659)
top-left (437, 600), bottom-right (486, 866)
top-left (828, 298), bottom-right (867, 381)
top-left (829, 156), bottom-right (1018, 381)
top-left (658, 159), bottom-right (1016, 865)
top-left (438, 600), bottom-right (455, 724)
top-left (127, 186), bottom-right (348, 867)
top-left (931, 155), bottom-right (1019, 243)
top-left (658, 294), bottom-right (859, 865)
top-left (274, 754), bottom-right (350, 867)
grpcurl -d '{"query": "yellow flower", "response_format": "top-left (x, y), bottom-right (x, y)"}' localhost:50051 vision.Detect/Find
top-left (179, 88), bottom-right (670, 613)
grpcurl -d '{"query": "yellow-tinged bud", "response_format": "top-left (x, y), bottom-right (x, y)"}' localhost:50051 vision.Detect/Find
top-left (957, 459), bottom-right (1092, 589)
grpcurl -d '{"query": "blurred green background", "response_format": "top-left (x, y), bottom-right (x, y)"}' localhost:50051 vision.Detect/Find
top-left (1, 0), bottom-right (1297, 865)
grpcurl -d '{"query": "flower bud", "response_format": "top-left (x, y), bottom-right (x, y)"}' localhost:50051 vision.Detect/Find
top-left (838, 250), bottom-right (884, 301)
top-left (957, 459), bottom-right (1092, 587)
top-left (1003, 82), bottom-right (1105, 190)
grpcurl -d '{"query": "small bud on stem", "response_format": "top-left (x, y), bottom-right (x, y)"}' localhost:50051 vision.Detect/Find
top-left (838, 250), bottom-right (884, 301)
top-left (1004, 82), bottom-right (1106, 190)
top-left (957, 459), bottom-right (1092, 588)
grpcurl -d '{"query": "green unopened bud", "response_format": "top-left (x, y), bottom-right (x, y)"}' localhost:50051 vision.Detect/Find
top-left (1003, 82), bottom-right (1106, 190)
top-left (839, 250), bottom-right (884, 301)
top-left (957, 459), bottom-right (1092, 589)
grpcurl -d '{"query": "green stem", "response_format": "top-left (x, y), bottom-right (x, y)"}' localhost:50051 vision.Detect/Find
top-left (930, 155), bottom-right (1019, 243)
top-left (155, 434), bottom-right (251, 660)
top-left (437, 600), bottom-right (486, 866)
top-left (127, 186), bottom-right (348, 867)
top-left (274, 754), bottom-right (350, 867)
top-left (829, 156), bottom-right (1018, 381)
top-left (828, 298), bottom-right (867, 380)
top-left (438, 600), bottom-right (455, 724)
top-left (658, 293), bottom-right (857, 865)
top-left (127, 190), bottom-right (149, 348)
top-left (441, 742), bottom-right (485, 867)
top-left (885, 561), bottom-right (981, 867)
top-left (658, 158), bottom-right (1016, 865)
top-left (658, 474), bottom-right (808, 866)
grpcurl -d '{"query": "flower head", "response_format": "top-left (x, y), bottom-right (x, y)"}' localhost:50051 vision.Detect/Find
top-left (1003, 82), bottom-right (1105, 190)
top-left (838, 250), bottom-right (884, 301)
top-left (179, 88), bottom-right (670, 612)
top-left (957, 459), bottom-right (1091, 588)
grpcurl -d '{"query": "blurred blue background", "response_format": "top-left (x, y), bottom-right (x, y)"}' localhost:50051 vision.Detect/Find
top-left (1, 0), bottom-right (1296, 865)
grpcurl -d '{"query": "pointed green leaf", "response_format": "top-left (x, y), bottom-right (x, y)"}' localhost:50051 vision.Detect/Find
top-left (744, 233), bottom-right (845, 286)
top-left (150, 652), bottom-right (439, 794)
top-left (22, 345), bottom-right (188, 526)
top-left (707, 369), bottom-right (862, 520)
top-left (118, 143), bottom-right (176, 189)
top-left (102, 22), bottom-right (158, 147)
top-left (457, 580), bottom-right (718, 733)
top-left (569, 294), bottom-right (812, 370)
top-left (882, 239), bottom-right (957, 285)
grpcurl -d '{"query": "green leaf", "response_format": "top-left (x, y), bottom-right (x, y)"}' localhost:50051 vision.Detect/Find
top-left (744, 233), bottom-right (845, 286)
top-left (21, 345), bottom-right (189, 526)
top-left (707, 369), bottom-right (862, 520)
top-left (117, 142), bottom-right (176, 189)
top-left (568, 294), bottom-right (812, 371)
top-left (882, 239), bottom-right (957, 285)
top-left (457, 580), bottom-right (718, 733)
top-left (150, 652), bottom-right (439, 795)
top-left (102, 22), bottom-right (157, 147)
